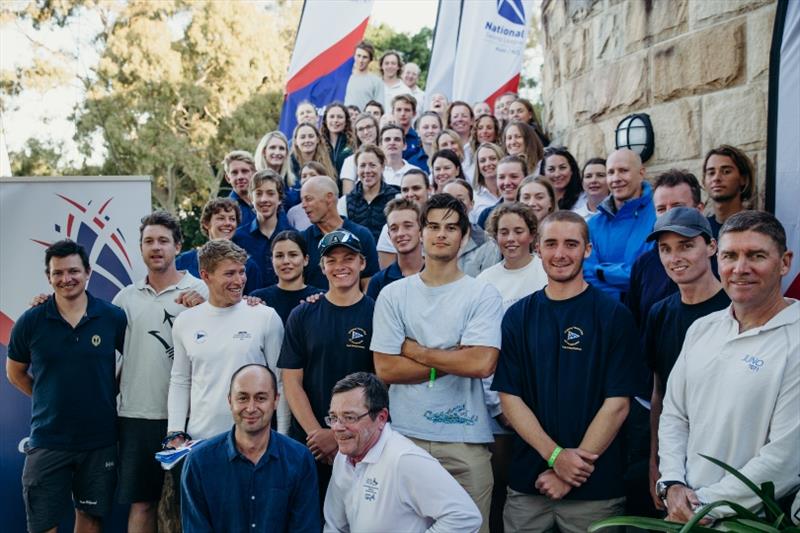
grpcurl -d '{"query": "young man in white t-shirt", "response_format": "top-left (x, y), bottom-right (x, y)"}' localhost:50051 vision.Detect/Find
top-left (112, 212), bottom-right (208, 532)
top-left (372, 193), bottom-right (504, 533)
top-left (166, 239), bottom-right (285, 446)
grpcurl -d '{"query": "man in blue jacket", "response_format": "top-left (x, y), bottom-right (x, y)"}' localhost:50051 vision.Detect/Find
top-left (584, 149), bottom-right (656, 301)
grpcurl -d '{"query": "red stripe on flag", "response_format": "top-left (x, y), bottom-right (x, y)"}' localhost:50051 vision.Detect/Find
top-left (285, 18), bottom-right (370, 94)
top-left (786, 273), bottom-right (800, 299)
top-left (484, 74), bottom-right (521, 110)
top-left (0, 311), bottom-right (14, 346)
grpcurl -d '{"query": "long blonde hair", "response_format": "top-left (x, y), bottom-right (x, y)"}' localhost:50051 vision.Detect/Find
top-left (291, 122), bottom-right (336, 178)
top-left (254, 131), bottom-right (294, 186)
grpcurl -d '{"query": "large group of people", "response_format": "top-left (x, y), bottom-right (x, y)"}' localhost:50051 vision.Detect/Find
top-left (6, 39), bottom-right (798, 533)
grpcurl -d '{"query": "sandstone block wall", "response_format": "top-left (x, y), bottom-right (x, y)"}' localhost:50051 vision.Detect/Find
top-left (540, 0), bottom-right (776, 207)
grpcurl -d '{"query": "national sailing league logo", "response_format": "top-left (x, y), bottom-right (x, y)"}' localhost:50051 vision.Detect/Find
top-left (32, 194), bottom-right (134, 302)
top-left (497, 0), bottom-right (526, 25)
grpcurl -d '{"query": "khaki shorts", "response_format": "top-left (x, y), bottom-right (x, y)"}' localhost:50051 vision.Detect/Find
top-left (504, 488), bottom-right (626, 533)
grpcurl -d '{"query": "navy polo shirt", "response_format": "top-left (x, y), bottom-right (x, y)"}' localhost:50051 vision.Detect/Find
top-left (181, 428), bottom-right (320, 532)
top-left (403, 128), bottom-right (428, 172)
top-left (492, 285), bottom-right (645, 500)
top-left (232, 212), bottom-right (294, 287)
top-left (278, 296), bottom-right (375, 442)
top-left (478, 199), bottom-right (504, 229)
top-left (229, 190), bottom-right (256, 229)
top-left (626, 248), bottom-right (678, 328)
top-left (175, 248), bottom-right (263, 294)
top-left (365, 261), bottom-right (405, 300)
top-left (249, 285), bottom-right (324, 325)
top-left (7, 292), bottom-right (126, 451)
top-left (301, 219), bottom-right (380, 290)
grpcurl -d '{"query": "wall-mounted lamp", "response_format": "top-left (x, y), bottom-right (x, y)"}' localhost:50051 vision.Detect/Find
top-left (615, 113), bottom-right (654, 162)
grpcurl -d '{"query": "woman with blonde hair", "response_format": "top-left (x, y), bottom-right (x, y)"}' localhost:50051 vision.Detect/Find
top-left (473, 142), bottom-right (503, 221)
top-left (255, 131), bottom-right (299, 210)
top-left (517, 175), bottom-right (557, 222)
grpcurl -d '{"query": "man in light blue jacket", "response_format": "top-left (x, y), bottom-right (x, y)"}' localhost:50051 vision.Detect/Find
top-left (584, 149), bottom-right (657, 301)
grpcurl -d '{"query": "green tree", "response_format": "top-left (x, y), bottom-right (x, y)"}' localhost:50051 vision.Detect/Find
top-left (364, 24), bottom-right (433, 88)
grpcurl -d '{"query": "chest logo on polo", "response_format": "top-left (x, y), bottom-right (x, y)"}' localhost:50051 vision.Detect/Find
top-left (91, 335), bottom-right (101, 347)
top-left (233, 331), bottom-right (252, 341)
top-left (562, 326), bottom-right (584, 351)
top-left (741, 354), bottom-right (764, 373)
top-left (346, 327), bottom-right (368, 349)
top-left (148, 309), bottom-right (177, 359)
top-left (363, 477), bottom-right (379, 501)
top-left (195, 330), bottom-right (208, 344)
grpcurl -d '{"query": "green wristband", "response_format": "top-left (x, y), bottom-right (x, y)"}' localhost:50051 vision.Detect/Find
top-left (547, 446), bottom-right (563, 468)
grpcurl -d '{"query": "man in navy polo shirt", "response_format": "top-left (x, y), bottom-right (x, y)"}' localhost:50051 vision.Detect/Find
top-left (278, 230), bottom-right (376, 514)
top-left (223, 150), bottom-right (257, 228)
top-left (492, 211), bottom-right (644, 533)
top-left (300, 176), bottom-right (379, 290)
top-left (233, 169), bottom-right (294, 286)
top-left (366, 198), bottom-right (424, 299)
top-left (6, 240), bottom-right (127, 533)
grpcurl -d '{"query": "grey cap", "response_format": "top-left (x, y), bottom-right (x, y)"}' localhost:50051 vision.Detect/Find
top-left (646, 206), bottom-right (712, 242)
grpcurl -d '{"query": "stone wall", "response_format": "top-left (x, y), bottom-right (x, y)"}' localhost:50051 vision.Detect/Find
top-left (540, 0), bottom-right (776, 207)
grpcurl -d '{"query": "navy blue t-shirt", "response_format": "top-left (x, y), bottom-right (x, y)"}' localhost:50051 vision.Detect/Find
top-left (232, 212), bottom-right (294, 287)
top-left (626, 248), bottom-right (677, 328)
top-left (250, 285), bottom-right (323, 325)
top-left (277, 296), bottom-right (375, 442)
top-left (175, 248), bottom-right (263, 294)
top-left (8, 292), bottom-right (126, 450)
top-left (707, 214), bottom-right (723, 240)
top-left (645, 289), bottom-right (730, 391)
top-left (492, 285), bottom-right (645, 500)
top-left (365, 261), bottom-right (405, 300)
top-left (302, 219), bottom-right (380, 290)
top-left (229, 190), bottom-right (256, 229)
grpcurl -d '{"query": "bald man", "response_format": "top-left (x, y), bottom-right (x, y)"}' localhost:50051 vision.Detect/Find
top-left (300, 176), bottom-right (379, 290)
top-left (583, 149), bottom-right (656, 301)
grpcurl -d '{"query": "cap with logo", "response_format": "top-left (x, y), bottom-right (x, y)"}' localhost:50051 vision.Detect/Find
top-left (318, 230), bottom-right (363, 256)
top-left (646, 206), bottom-right (713, 242)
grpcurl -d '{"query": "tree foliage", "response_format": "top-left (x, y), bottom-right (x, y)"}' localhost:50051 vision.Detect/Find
top-left (364, 24), bottom-right (433, 89)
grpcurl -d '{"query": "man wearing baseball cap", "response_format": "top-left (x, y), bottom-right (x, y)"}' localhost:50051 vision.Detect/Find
top-left (279, 229), bottom-right (376, 519)
top-left (644, 206), bottom-right (730, 511)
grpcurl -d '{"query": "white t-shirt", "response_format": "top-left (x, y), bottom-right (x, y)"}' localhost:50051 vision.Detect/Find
top-left (168, 300), bottom-right (287, 437)
top-left (477, 256), bottom-right (548, 311)
top-left (471, 187), bottom-right (498, 225)
top-left (376, 223), bottom-right (396, 254)
top-left (659, 301), bottom-right (800, 517)
top-left (371, 274), bottom-right (503, 443)
top-left (384, 160), bottom-right (420, 188)
top-left (323, 423), bottom-right (481, 533)
top-left (340, 154), bottom-right (357, 183)
top-left (113, 272), bottom-right (208, 419)
top-left (383, 79), bottom-right (412, 112)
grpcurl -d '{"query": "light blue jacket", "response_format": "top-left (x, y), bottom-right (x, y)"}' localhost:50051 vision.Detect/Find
top-left (583, 181), bottom-right (657, 300)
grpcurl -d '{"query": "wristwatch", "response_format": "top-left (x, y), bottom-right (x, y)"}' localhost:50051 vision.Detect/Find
top-left (656, 480), bottom-right (685, 501)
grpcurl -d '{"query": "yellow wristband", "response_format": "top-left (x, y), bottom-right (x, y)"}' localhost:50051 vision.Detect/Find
top-left (547, 446), bottom-right (563, 468)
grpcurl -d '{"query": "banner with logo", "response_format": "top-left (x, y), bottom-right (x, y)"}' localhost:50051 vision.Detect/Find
top-left (766, 0), bottom-right (800, 298)
top-left (450, 0), bottom-right (534, 108)
top-left (0, 176), bottom-right (150, 530)
top-left (278, 0), bottom-right (374, 138)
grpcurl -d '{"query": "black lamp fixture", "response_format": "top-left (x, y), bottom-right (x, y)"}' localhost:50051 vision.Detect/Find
top-left (615, 113), bottom-right (655, 162)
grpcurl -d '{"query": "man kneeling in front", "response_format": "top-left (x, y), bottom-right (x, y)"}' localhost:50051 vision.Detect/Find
top-left (323, 372), bottom-right (482, 532)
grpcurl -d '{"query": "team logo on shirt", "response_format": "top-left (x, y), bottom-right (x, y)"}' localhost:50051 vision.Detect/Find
top-left (148, 310), bottom-right (176, 359)
top-left (91, 335), bottom-right (101, 347)
top-left (233, 331), bottom-right (252, 341)
top-left (363, 477), bottom-right (379, 501)
top-left (194, 330), bottom-right (208, 344)
top-left (346, 327), bottom-right (368, 349)
top-left (741, 354), bottom-right (764, 373)
top-left (562, 326), bottom-right (584, 351)
top-left (424, 404), bottom-right (478, 425)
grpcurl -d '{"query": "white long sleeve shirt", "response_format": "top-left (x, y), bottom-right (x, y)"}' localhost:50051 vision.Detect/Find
top-left (323, 423), bottom-right (481, 533)
top-left (167, 300), bottom-right (287, 437)
top-left (659, 301), bottom-right (800, 517)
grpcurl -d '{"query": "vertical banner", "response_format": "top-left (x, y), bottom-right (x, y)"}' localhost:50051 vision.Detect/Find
top-left (278, 0), bottom-right (374, 138)
top-left (0, 176), bottom-right (150, 531)
top-left (766, 0), bottom-right (800, 297)
top-left (424, 0), bottom-right (464, 110)
top-left (451, 0), bottom-right (535, 108)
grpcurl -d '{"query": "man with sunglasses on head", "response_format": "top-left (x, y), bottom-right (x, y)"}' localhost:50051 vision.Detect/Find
top-left (323, 372), bottom-right (481, 532)
top-left (279, 230), bottom-right (376, 514)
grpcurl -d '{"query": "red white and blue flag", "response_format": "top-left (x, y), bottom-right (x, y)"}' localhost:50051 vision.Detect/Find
top-left (278, 0), bottom-right (374, 137)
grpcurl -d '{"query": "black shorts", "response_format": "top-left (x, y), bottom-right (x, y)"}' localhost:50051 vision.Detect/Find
top-left (118, 417), bottom-right (168, 503)
top-left (22, 444), bottom-right (117, 532)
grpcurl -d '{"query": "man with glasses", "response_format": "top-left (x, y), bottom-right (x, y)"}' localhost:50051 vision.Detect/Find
top-left (279, 230), bottom-right (376, 513)
top-left (323, 372), bottom-right (481, 532)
